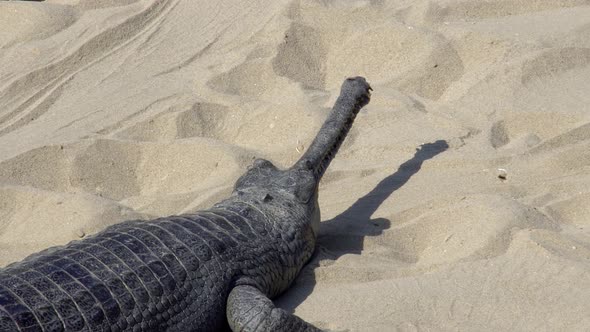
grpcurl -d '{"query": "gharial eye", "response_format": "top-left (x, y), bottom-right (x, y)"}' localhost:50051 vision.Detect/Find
top-left (252, 158), bottom-right (274, 168)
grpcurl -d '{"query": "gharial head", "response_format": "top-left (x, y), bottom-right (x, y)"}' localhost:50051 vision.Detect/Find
top-left (232, 77), bottom-right (372, 232)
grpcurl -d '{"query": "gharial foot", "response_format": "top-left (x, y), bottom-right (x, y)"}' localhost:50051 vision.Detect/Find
top-left (227, 285), bottom-right (322, 332)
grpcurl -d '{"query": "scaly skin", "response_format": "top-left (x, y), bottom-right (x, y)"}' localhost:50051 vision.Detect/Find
top-left (0, 77), bottom-right (372, 332)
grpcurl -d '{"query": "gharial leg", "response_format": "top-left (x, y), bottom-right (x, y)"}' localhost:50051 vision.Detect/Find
top-left (226, 285), bottom-right (322, 332)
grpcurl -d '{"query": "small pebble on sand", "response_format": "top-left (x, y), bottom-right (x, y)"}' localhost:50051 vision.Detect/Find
top-left (497, 168), bottom-right (508, 180)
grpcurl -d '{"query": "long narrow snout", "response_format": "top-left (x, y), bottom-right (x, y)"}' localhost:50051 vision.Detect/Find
top-left (294, 77), bottom-right (372, 180)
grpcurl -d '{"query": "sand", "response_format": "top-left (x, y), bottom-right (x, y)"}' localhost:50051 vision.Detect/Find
top-left (1, 0), bottom-right (590, 330)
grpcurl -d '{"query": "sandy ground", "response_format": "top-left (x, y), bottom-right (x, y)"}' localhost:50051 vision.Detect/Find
top-left (1, 0), bottom-right (590, 330)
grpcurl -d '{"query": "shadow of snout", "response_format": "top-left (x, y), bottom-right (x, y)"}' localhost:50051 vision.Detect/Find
top-left (276, 140), bottom-right (449, 316)
top-left (318, 139), bottom-right (449, 254)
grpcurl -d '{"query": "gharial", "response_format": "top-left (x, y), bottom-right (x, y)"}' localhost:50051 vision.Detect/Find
top-left (0, 77), bottom-right (372, 332)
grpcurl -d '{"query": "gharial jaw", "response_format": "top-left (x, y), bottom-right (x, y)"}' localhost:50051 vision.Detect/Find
top-left (233, 77), bottom-right (372, 203)
top-left (294, 76), bottom-right (372, 180)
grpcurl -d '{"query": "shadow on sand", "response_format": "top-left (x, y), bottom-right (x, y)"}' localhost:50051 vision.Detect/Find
top-left (276, 140), bottom-right (449, 315)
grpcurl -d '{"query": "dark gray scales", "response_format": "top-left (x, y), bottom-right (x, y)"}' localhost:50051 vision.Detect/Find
top-left (0, 77), bottom-right (372, 332)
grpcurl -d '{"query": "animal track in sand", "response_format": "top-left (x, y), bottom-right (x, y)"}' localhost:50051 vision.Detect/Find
top-left (0, 186), bottom-right (141, 265)
top-left (0, 139), bottom-right (243, 201)
top-left (73, 0), bottom-right (141, 10)
top-left (327, 22), bottom-right (463, 100)
top-left (514, 48), bottom-right (590, 115)
top-left (521, 48), bottom-right (590, 86)
top-left (0, 2), bottom-right (79, 48)
top-left (117, 102), bottom-right (233, 142)
top-left (272, 23), bottom-right (327, 90)
top-left (530, 141), bottom-right (590, 180)
top-left (433, 0), bottom-right (590, 20)
top-left (528, 229), bottom-right (590, 265)
top-left (489, 112), bottom-right (584, 150)
top-left (0, 144), bottom-right (71, 192)
top-left (530, 122), bottom-right (590, 154)
top-left (278, 0), bottom-right (464, 100)
top-left (208, 60), bottom-right (287, 96)
top-left (372, 195), bottom-right (557, 266)
top-left (546, 193), bottom-right (590, 227)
